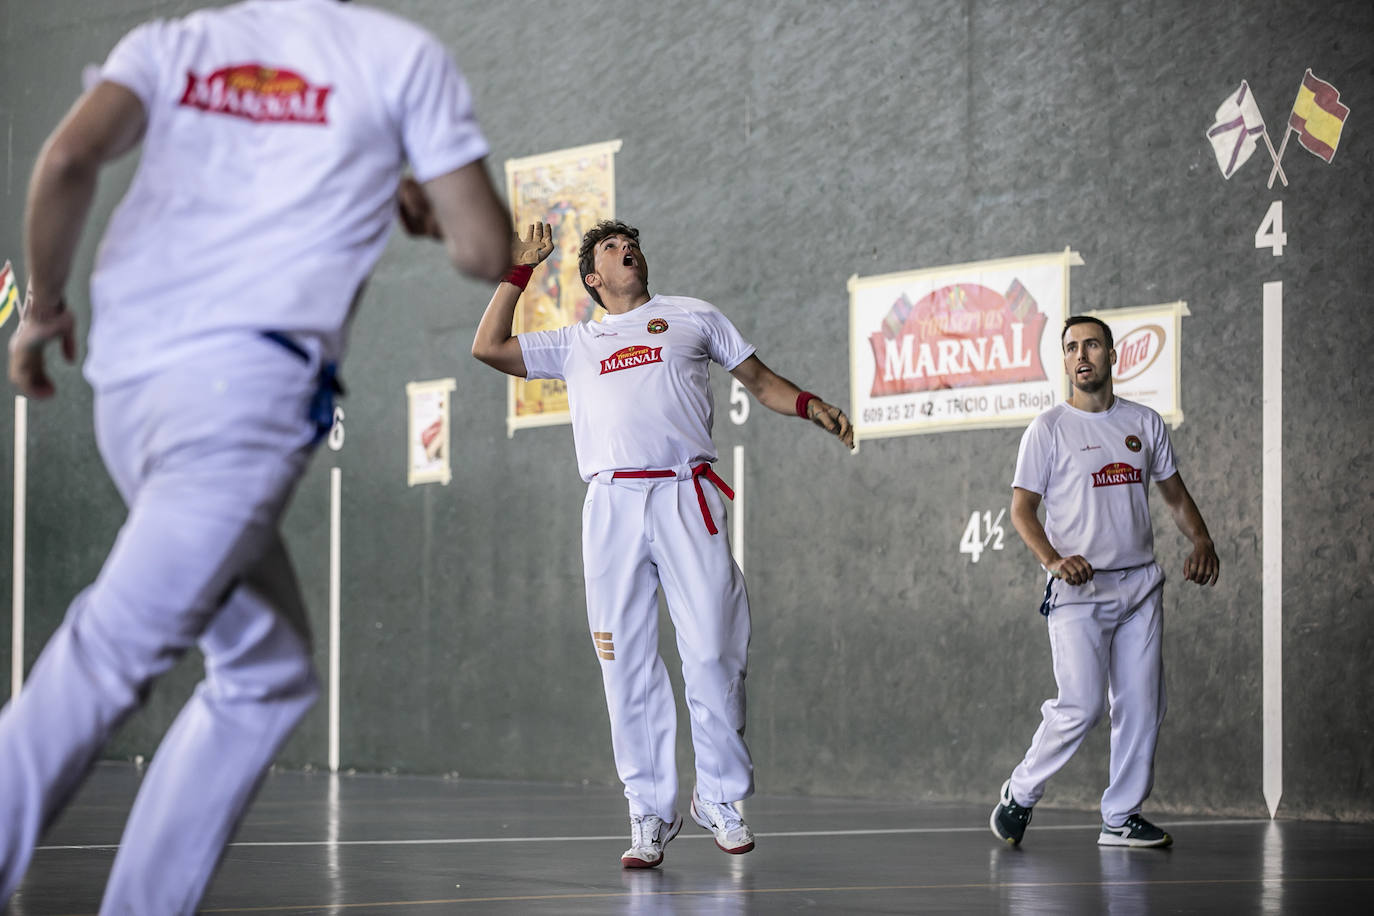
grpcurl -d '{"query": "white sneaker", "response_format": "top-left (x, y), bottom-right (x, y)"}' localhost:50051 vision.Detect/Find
top-left (620, 811), bottom-right (683, 868)
top-left (690, 790), bottom-right (755, 854)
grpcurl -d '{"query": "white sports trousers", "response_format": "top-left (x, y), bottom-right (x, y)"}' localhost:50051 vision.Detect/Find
top-left (0, 340), bottom-right (322, 912)
top-left (1008, 562), bottom-right (1167, 827)
top-left (583, 470), bottom-right (753, 820)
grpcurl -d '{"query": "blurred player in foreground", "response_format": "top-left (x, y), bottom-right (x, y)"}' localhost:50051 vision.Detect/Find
top-left (1, 1), bottom-right (510, 910)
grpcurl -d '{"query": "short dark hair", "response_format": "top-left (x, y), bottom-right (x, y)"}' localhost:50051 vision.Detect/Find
top-left (1062, 315), bottom-right (1113, 351)
top-left (578, 219), bottom-right (640, 306)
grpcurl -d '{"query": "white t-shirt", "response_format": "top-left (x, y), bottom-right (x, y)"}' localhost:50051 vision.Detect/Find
top-left (86, 0), bottom-right (489, 387)
top-left (520, 295), bottom-right (756, 481)
top-left (1012, 397), bottom-right (1177, 570)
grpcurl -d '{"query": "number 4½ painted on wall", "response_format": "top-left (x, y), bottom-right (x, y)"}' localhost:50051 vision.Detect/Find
top-left (960, 509), bottom-right (1006, 563)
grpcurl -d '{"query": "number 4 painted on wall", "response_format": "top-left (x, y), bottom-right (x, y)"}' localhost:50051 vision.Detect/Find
top-left (1255, 201), bottom-right (1286, 256)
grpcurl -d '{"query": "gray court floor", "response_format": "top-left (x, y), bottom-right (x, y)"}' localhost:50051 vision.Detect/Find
top-left (8, 762), bottom-right (1372, 914)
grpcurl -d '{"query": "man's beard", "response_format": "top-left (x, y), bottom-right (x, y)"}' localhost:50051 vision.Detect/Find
top-left (1074, 373), bottom-right (1108, 394)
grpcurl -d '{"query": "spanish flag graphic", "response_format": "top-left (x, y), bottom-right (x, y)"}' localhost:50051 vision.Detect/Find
top-left (1288, 69), bottom-right (1349, 163)
top-left (0, 260), bottom-right (18, 329)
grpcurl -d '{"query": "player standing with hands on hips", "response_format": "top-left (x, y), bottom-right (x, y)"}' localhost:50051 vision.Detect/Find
top-left (990, 315), bottom-right (1219, 849)
top-left (1, 1), bottom-right (511, 911)
top-left (473, 220), bottom-right (853, 869)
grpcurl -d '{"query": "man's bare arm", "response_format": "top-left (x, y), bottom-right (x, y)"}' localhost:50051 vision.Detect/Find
top-left (1010, 486), bottom-right (1093, 584)
top-left (729, 354), bottom-right (854, 449)
top-left (471, 222), bottom-right (555, 378)
top-left (11, 81), bottom-right (146, 398)
top-left (1155, 472), bottom-right (1220, 585)
top-left (421, 161), bottom-right (512, 283)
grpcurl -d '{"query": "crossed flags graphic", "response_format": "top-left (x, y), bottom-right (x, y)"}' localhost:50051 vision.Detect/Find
top-left (1206, 69), bottom-right (1350, 187)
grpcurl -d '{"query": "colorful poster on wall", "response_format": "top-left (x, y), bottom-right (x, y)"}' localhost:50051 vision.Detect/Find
top-left (503, 139), bottom-right (621, 438)
top-left (406, 378), bottom-right (456, 486)
top-left (848, 249), bottom-right (1082, 441)
top-left (1086, 301), bottom-right (1190, 427)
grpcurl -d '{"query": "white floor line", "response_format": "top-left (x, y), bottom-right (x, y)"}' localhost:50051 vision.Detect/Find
top-left (35, 818), bottom-right (1275, 852)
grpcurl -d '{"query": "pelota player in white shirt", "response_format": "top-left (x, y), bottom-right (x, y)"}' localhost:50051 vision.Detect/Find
top-left (1, 1), bottom-right (511, 910)
top-left (990, 316), bottom-right (1219, 849)
top-left (473, 220), bottom-right (853, 868)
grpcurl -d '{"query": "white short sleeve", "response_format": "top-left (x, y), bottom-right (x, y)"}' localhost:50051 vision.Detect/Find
top-left (398, 35), bottom-right (490, 183)
top-left (692, 306), bottom-right (755, 370)
top-left (99, 20), bottom-right (166, 110)
top-left (1012, 414), bottom-right (1054, 496)
top-left (519, 326), bottom-right (573, 381)
top-left (1148, 411), bottom-right (1178, 481)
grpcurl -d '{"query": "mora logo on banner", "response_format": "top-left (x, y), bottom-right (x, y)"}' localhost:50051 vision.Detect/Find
top-left (1114, 324), bottom-right (1166, 382)
top-left (1086, 301), bottom-right (1191, 428)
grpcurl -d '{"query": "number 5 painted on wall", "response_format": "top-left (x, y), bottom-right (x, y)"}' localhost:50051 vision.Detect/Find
top-left (729, 378), bottom-right (750, 425)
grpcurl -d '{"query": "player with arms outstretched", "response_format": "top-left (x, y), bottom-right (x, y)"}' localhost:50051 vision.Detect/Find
top-left (473, 220), bottom-right (852, 868)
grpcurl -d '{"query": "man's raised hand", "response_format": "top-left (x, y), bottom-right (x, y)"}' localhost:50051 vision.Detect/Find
top-left (513, 222), bottom-right (554, 267)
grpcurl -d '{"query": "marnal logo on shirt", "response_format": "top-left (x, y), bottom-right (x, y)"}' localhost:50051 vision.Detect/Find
top-left (179, 64), bottom-right (331, 125)
top-left (600, 345), bottom-right (663, 374)
top-left (1091, 462), bottom-right (1143, 488)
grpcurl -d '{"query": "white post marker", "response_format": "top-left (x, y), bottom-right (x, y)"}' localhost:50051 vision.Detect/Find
top-left (11, 396), bottom-right (26, 698)
top-left (731, 445), bottom-right (744, 573)
top-left (328, 466), bottom-right (342, 773)
top-left (1262, 280), bottom-right (1282, 819)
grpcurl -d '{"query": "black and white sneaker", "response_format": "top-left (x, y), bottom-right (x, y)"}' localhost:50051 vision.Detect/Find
top-left (990, 779), bottom-right (1033, 845)
top-left (1098, 813), bottom-right (1172, 848)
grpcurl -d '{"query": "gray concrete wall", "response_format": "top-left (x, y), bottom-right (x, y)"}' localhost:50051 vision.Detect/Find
top-left (0, 0), bottom-right (1370, 820)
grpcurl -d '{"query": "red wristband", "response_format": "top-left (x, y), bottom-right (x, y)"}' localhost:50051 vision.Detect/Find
top-left (796, 391), bottom-right (819, 418)
top-left (503, 264), bottom-right (533, 290)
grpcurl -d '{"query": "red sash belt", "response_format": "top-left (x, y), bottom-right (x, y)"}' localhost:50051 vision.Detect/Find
top-left (610, 463), bottom-right (734, 535)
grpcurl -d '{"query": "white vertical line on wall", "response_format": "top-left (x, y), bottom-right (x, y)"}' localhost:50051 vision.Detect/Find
top-left (1262, 280), bottom-right (1282, 819)
top-left (732, 445), bottom-right (744, 572)
top-left (11, 396), bottom-right (26, 698)
top-left (329, 467), bottom-right (342, 773)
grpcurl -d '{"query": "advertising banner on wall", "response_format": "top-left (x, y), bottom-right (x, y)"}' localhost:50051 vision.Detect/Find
top-left (848, 249), bottom-right (1082, 441)
top-left (503, 139), bottom-right (621, 437)
top-left (1087, 301), bottom-right (1190, 427)
top-left (406, 378), bottom-right (456, 486)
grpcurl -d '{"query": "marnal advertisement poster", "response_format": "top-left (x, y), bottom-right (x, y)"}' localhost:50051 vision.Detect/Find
top-left (1087, 301), bottom-right (1190, 427)
top-left (503, 140), bottom-right (621, 437)
top-left (849, 249), bottom-right (1082, 441)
